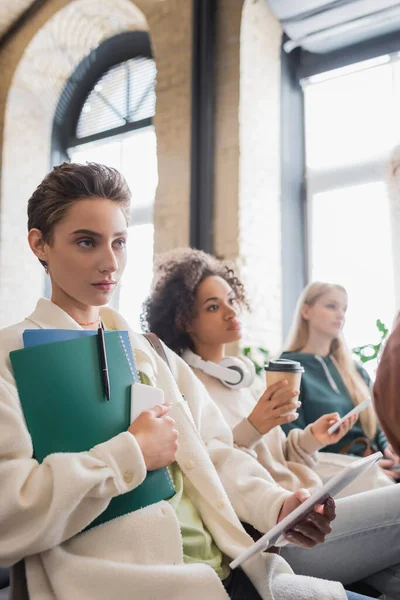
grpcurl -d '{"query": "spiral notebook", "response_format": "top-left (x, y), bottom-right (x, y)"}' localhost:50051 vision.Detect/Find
top-left (10, 332), bottom-right (175, 530)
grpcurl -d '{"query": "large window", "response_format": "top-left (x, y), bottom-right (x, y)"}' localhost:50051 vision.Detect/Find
top-left (69, 128), bottom-right (157, 331)
top-left (52, 33), bottom-right (157, 330)
top-left (303, 54), bottom-right (398, 351)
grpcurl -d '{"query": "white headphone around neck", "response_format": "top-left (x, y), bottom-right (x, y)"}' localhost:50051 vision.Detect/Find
top-left (182, 348), bottom-right (255, 389)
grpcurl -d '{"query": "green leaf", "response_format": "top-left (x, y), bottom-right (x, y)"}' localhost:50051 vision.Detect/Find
top-left (258, 347), bottom-right (270, 357)
top-left (241, 345), bottom-right (270, 377)
top-left (352, 319), bottom-right (389, 364)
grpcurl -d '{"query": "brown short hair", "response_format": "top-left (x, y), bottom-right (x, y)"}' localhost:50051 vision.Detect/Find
top-left (28, 162), bottom-right (131, 268)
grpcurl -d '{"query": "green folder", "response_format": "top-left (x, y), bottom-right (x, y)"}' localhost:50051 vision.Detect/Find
top-left (10, 332), bottom-right (175, 531)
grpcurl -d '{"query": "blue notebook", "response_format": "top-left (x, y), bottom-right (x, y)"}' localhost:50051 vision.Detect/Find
top-left (23, 329), bottom-right (140, 383)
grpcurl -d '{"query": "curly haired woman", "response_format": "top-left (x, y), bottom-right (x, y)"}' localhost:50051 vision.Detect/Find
top-left (142, 247), bottom-right (400, 599)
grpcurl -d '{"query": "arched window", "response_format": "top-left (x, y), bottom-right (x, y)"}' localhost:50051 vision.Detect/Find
top-left (52, 31), bottom-right (157, 329)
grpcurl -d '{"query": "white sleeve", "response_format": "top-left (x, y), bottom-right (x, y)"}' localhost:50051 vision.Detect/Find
top-left (283, 425), bottom-right (323, 468)
top-left (164, 348), bottom-right (293, 534)
top-left (233, 417), bottom-right (264, 450)
top-left (0, 377), bottom-right (147, 566)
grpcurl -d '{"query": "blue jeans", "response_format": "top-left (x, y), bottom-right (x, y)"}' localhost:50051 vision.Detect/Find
top-left (281, 484), bottom-right (400, 597)
top-left (223, 570), bottom-right (374, 600)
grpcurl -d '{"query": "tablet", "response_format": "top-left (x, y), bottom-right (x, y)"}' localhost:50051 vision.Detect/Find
top-left (229, 451), bottom-right (382, 569)
top-left (327, 397), bottom-right (372, 435)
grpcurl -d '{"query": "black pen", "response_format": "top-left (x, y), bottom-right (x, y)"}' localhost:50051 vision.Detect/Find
top-left (97, 326), bottom-right (110, 401)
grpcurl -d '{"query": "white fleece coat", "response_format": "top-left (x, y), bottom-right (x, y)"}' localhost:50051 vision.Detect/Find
top-left (192, 368), bottom-right (393, 499)
top-left (0, 299), bottom-right (346, 600)
top-left (192, 369), bottom-right (324, 492)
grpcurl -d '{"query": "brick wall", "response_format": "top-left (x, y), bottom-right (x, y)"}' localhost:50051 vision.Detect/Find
top-left (213, 0), bottom-right (244, 262)
top-left (144, 0), bottom-right (192, 254)
top-left (240, 0), bottom-right (282, 354)
top-left (214, 0), bottom-right (282, 354)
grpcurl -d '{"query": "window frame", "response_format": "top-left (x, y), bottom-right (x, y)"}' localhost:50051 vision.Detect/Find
top-left (51, 30), bottom-right (153, 166)
top-left (280, 30), bottom-right (400, 338)
top-left (190, 0), bottom-right (217, 253)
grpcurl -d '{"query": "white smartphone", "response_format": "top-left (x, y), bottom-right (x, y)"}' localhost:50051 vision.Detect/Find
top-left (327, 397), bottom-right (372, 435)
top-left (130, 382), bottom-right (164, 422)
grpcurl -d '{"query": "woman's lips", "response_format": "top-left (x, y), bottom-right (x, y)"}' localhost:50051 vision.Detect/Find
top-left (92, 282), bottom-right (116, 292)
top-left (227, 321), bottom-right (241, 331)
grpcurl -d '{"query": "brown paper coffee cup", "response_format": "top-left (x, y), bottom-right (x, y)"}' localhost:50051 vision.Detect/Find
top-left (264, 359), bottom-right (304, 417)
top-left (265, 369), bottom-right (302, 392)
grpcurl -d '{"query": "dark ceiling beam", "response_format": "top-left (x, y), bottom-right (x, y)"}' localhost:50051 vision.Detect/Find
top-left (0, 0), bottom-right (49, 52)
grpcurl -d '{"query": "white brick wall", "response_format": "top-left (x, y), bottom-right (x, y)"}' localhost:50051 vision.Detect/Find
top-left (145, 0), bottom-right (192, 254)
top-left (239, 0), bottom-right (282, 355)
top-left (213, 0), bottom-right (244, 262)
top-left (214, 0), bottom-right (282, 355)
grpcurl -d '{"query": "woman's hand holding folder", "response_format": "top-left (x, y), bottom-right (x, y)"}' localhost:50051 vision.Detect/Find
top-left (129, 403), bottom-right (179, 471)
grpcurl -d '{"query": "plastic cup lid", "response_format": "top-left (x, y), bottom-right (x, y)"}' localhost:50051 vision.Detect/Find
top-left (264, 359), bottom-right (304, 373)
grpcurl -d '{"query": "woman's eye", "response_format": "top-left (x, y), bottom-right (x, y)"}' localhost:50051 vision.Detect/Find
top-left (77, 239), bottom-right (94, 248)
top-left (207, 304), bottom-right (219, 312)
top-left (113, 238), bottom-right (127, 249)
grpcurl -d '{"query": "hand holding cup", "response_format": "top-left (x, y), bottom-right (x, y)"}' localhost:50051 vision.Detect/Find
top-left (248, 380), bottom-right (301, 434)
top-left (248, 361), bottom-right (304, 435)
top-left (264, 359), bottom-right (304, 397)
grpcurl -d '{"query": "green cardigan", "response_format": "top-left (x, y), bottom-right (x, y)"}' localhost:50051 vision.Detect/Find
top-left (280, 351), bottom-right (388, 456)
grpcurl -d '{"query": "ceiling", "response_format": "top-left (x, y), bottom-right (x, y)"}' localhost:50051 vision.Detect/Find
top-left (267, 0), bottom-right (400, 53)
top-left (2, 1), bottom-right (400, 56)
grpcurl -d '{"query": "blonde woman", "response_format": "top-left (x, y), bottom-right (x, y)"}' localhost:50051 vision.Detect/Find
top-left (281, 282), bottom-right (398, 481)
